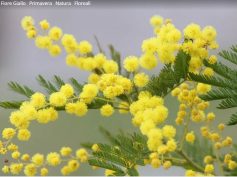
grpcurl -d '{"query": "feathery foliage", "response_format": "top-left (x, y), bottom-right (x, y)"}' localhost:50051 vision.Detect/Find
top-left (146, 51), bottom-right (190, 97)
top-left (81, 128), bottom-right (214, 175)
top-left (0, 75), bottom-right (106, 110)
top-left (189, 45), bottom-right (237, 125)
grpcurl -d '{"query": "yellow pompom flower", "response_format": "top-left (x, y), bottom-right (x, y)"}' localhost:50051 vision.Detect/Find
top-left (21, 154), bottom-right (30, 161)
top-left (151, 158), bottom-right (161, 168)
top-left (204, 164), bottom-right (214, 174)
top-left (82, 84), bottom-right (98, 98)
top-left (103, 60), bottom-right (118, 73)
top-left (196, 83), bottom-right (211, 94)
top-left (203, 67), bottom-right (214, 77)
top-left (228, 160), bottom-right (237, 170)
top-left (162, 125), bottom-right (176, 139)
top-left (0, 148), bottom-right (7, 155)
top-left (157, 145), bottom-right (168, 155)
top-left (68, 160), bottom-right (80, 171)
top-left (92, 144), bottom-right (100, 152)
top-left (32, 153), bottom-right (44, 165)
top-left (185, 131), bottom-right (195, 144)
top-left (171, 88), bottom-right (181, 97)
top-left (40, 168), bottom-right (49, 176)
top-left (61, 34), bottom-right (77, 53)
top-left (204, 156), bottom-right (213, 164)
top-left (140, 120), bottom-right (155, 135)
top-left (24, 163), bottom-right (37, 176)
top-left (26, 29), bottom-right (37, 39)
top-left (150, 15), bottom-right (163, 27)
top-left (202, 26), bottom-right (217, 42)
top-left (10, 163), bottom-right (23, 175)
top-left (49, 92), bottom-right (67, 107)
top-left (2, 165), bottom-right (10, 174)
top-left (7, 143), bottom-right (18, 151)
top-left (2, 128), bottom-right (16, 140)
top-left (88, 73), bottom-right (100, 84)
top-left (72, 102), bottom-right (88, 117)
top-left (183, 23), bottom-right (201, 39)
top-left (207, 112), bottom-right (215, 121)
top-left (78, 40), bottom-right (92, 54)
top-left (208, 55), bottom-right (217, 64)
top-left (224, 154), bottom-right (232, 164)
top-left (30, 92), bottom-right (46, 108)
top-left (94, 53), bottom-right (107, 67)
top-left (60, 84), bottom-right (74, 98)
top-left (163, 161), bottom-right (172, 169)
top-left (76, 148), bottom-right (88, 162)
top-left (21, 16), bottom-right (34, 30)
top-left (218, 123), bottom-right (225, 131)
top-left (140, 53), bottom-right (157, 70)
top-left (185, 170), bottom-right (196, 176)
top-left (17, 129), bottom-right (31, 141)
top-left (48, 45), bottom-right (61, 57)
top-left (60, 147), bottom-right (72, 157)
top-left (123, 56), bottom-right (139, 72)
top-left (100, 104), bottom-right (114, 117)
top-left (134, 73), bottom-right (149, 87)
top-left (11, 151), bottom-right (21, 159)
top-left (47, 152), bottom-right (61, 166)
top-left (66, 53), bottom-right (77, 66)
top-left (39, 19), bottom-right (50, 30)
top-left (142, 38), bottom-right (158, 53)
top-left (166, 139), bottom-right (177, 152)
top-left (35, 36), bottom-right (52, 49)
top-left (49, 26), bottom-right (63, 40)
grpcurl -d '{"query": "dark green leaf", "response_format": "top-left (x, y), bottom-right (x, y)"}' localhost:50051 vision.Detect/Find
top-left (8, 82), bottom-right (34, 98)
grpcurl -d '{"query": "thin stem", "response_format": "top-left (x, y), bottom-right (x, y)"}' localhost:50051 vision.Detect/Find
top-left (177, 149), bottom-right (204, 173)
top-left (179, 107), bottom-right (192, 150)
top-left (214, 148), bottom-right (224, 176)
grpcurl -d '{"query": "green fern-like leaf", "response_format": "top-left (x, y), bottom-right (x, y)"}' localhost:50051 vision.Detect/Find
top-left (109, 45), bottom-right (121, 74)
top-left (219, 47), bottom-right (237, 65)
top-left (88, 158), bottom-right (126, 176)
top-left (146, 51), bottom-right (190, 96)
top-left (0, 101), bottom-right (24, 109)
top-left (69, 78), bottom-right (83, 94)
top-left (53, 75), bottom-right (65, 88)
top-left (37, 75), bottom-right (58, 94)
top-left (8, 82), bottom-right (34, 98)
top-left (227, 113), bottom-right (237, 126)
top-left (199, 88), bottom-right (237, 101)
top-left (188, 73), bottom-right (236, 89)
top-left (189, 45), bottom-right (237, 125)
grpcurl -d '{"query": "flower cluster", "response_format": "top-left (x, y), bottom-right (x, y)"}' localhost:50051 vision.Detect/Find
top-left (172, 82), bottom-right (236, 176)
top-left (130, 92), bottom-right (177, 167)
top-left (0, 15), bottom-right (235, 176)
top-left (1, 146), bottom-right (88, 176)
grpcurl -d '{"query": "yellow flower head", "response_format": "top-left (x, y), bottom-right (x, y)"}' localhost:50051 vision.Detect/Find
top-left (100, 104), bottom-right (114, 117)
top-left (2, 128), bottom-right (16, 140)
top-left (185, 131), bottom-right (195, 144)
top-left (78, 40), bottom-right (92, 54)
top-left (123, 56), bottom-right (139, 72)
top-left (39, 19), bottom-right (50, 30)
top-left (134, 73), bottom-right (149, 88)
top-left (49, 26), bottom-right (63, 40)
top-left (47, 152), bottom-right (61, 166)
top-left (32, 153), bottom-right (44, 165)
top-left (60, 147), bottom-right (72, 157)
top-left (17, 129), bottom-right (31, 141)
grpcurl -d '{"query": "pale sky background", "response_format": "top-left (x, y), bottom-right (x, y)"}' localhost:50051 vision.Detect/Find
top-left (0, 0), bottom-right (237, 175)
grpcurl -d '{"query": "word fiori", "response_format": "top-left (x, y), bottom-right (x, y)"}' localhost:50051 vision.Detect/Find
top-left (0, 1), bottom-right (26, 6)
